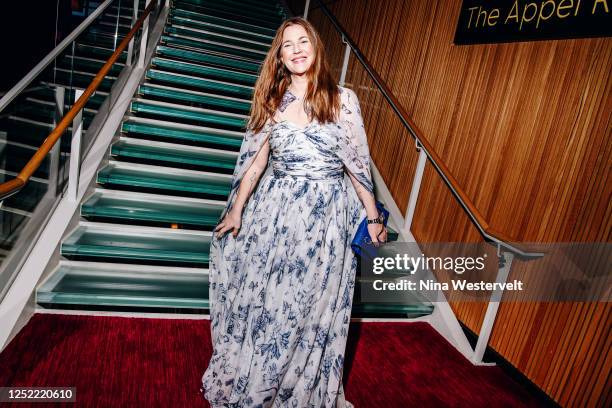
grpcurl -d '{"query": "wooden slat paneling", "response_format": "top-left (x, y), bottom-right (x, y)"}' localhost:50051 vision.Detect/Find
top-left (288, 0), bottom-right (612, 406)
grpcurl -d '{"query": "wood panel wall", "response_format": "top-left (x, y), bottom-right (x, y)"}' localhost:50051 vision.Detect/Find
top-left (287, 0), bottom-right (611, 406)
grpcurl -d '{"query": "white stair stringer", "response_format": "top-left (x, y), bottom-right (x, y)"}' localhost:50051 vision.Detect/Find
top-left (369, 161), bottom-right (476, 363)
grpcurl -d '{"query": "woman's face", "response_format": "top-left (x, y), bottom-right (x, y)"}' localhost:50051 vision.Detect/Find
top-left (280, 24), bottom-right (314, 75)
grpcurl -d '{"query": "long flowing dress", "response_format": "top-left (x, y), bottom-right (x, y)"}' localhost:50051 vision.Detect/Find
top-left (201, 86), bottom-right (374, 408)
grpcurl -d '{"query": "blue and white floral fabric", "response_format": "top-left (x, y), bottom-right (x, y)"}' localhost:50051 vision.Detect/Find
top-left (202, 86), bottom-right (373, 408)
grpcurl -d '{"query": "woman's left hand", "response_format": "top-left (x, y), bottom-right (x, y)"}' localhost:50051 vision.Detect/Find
top-left (367, 223), bottom-right (388, 247)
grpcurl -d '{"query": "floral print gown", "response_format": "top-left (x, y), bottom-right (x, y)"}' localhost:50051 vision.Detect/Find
top-left (201, 86), bottom-right (374, 408)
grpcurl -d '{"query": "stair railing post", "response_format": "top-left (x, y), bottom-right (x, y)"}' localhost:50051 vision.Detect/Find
top-left (68, 89), bottom-right (85, 202)
top-left (404, 142), bottom-right (427, 231)
top-left (472, 249), bottom-right (515, 363)
top-left (46, 86), bottom-right (66, 199)
top-left (126, 0), bottom-right (140, 66)
top-left (113, 0), bottom-right (123, 50)
top-left (303, 0), bottom-right (311, 19)
top-left (137, 0), bottom-right (152, 68)
top-left (339, 36), bottom-right (351, 87)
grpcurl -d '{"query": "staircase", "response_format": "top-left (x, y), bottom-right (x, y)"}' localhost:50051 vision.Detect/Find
top-left (35, 0), bottom-right (433, 318)
top-left (0, 1), bottom-right (144, 263)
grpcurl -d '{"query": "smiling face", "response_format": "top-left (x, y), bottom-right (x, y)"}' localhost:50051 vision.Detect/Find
top-left (280, 24), bottom-right (314, 75)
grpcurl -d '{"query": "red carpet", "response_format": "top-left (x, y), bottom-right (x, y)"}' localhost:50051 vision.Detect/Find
top-left (0, 314), bottom-right (543, 407)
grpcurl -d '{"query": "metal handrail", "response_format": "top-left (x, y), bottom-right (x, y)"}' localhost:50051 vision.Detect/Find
top-left (312, 0), bottom-right (543, 258)
top-left (0, 0), bottom-right (157, 202)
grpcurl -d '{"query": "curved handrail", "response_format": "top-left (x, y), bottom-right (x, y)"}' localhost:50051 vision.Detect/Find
top-left (312, 0), bottom-right (543, 259)
top-left (0, 0), bottom-right (157, 202)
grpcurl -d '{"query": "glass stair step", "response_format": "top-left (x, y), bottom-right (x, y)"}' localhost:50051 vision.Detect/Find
top-left (61, 221), bottom-right (213, 263)
top-left (351, 302), bottom-right (434, 318)
top-left (108, 4), bottom-right (144, 18)
top-left (81, 187), bottom-right (225, 227)
top-left (138, 84), bottom-right (251, 114)
top-left (0, 212), bottom-right (29, 249)
top-left (21, 98), bottom-right (97, 124)
top-left (0, 117), bottom-right (67, 149)
top-left (48, 68), bottom-right (116, 93)
top-left (155, 45), bottom-right (261, 74)
top-left (175, 0), bottom-right (283, 17)
top-left (98, 19), bottom-right (132, 31)
top-left (169, 9), bottom-right (277, 38)
top-left (150, 57), bottom-right (258, 86)
top-left (168, 15), bottom-right (274, 44)
top-left (165, 25), bottom-right (271, 52)
top-left (121, 116), bottom-right (244, 149)
top-left (80, 31), bottom-right (129, 49)
top-left (172, 2), bottom-right (283, 28)
top-left (129, 98), bottom-right (247, 129)
top-left (99, 12), bottom-right (132, 24)
top-left (75, 43), bottom-right (128, 63)
top-left (1, 173), bottom-right (48, 213)
top-left (160, 35), bottom-right (266, 62)
top-left (0, 142), bottom-right (50, 179)
top-left (58, 55), bottom-right (125, 77)
top-left (146, 69), bottom-right (253, 99)
top-left (111, 135), bottom-right (238, 171)
top-left (37, 261), bottom-right (209, 309)
top-left (96, 160), bottom-right (233, 198)
top-left (87, 24), bottom-right (131, 38)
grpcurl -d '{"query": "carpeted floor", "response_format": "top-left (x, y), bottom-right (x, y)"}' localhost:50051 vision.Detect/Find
top-left (0, 314), bottom-right (544, 407)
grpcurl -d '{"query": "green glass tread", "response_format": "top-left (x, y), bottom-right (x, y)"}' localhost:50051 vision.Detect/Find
top-left (58, 56), bottom-right (124, 77)
top-left (130, 99), bottom-right (246, 128)
top-left (96, 162), bottom-right (232, 196)
top-left (1, 142), bottom-right (50, 178)
top-left (111, 137), bottom-right (238, 170)
top-left (138, 84), bottom-right (251, 113)
top-left (165, 26), bottom-right (270, 53)
top-left (121, 119), bottom-right (243, 148)
top-left (169, 9), bottom-right (277, 37)
top-left (160, 35), bottom-right (265, 62)
top-left (81, 190), bottom-right (224, 226)
top-left (168, 16), bottom-right (274, 44)
top-left (47, 69), bottom-right (115, 93)
top-left (75, 43), bottom-right (128, 62)
top-left (37, 263), bottom-right (210, 308)
top-left (151, 57), bottom-right (258, 86)
top-left (176, 0), bottom-right (281, 15)
top-left (147, 69), bottom-right (253, 98)
top-left (61, 223), bottom-right (212, 263)
top-left (172, 3), bottom-right (282, 28)
top-left (156, 45), bottom-right (261, 74)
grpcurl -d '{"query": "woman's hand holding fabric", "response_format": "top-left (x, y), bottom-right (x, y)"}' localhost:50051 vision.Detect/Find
top-left (214, 208), bottom-right (242, 238)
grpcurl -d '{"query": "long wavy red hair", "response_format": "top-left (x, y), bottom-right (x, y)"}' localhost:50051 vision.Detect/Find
top-left (247, 17), bottom-right (340, 133)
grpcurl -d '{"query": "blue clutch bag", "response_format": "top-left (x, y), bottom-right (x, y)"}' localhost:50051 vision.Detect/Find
top-left (351, 201), bottom-right (389, 259)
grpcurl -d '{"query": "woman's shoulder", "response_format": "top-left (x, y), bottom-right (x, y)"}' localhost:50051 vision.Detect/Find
top-left (338, 85), bottom-right (357, 101)
top-left (337, 85), bottom-right (361, 114)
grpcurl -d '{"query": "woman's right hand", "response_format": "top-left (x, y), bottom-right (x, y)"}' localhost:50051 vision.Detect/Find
top-left (214, 209), bottom-right (242, 238)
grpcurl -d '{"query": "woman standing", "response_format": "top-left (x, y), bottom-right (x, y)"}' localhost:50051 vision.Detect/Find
top-left (201, 16), bottom-right (387, 408)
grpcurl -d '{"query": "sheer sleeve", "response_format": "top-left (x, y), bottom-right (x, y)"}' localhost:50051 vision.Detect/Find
top-left (219, 120), bottom-right (273, 221)
top-left (337, 86), bottom-right (375, 197)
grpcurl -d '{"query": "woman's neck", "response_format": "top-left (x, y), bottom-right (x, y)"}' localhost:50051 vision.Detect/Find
top-left (289, 75), bottom-right (309, 97)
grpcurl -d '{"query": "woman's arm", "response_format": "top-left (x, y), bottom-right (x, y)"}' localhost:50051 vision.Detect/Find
top-left (347, 170), bottom-right (388, 244)
top-left (214, 138), bottom-right (270, 238)
top-left (347, 170), bottom-right (378, 219)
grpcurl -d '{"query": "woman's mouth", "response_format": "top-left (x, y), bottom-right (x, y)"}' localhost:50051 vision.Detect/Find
top-left (292, 57), bottom-right (307, 64)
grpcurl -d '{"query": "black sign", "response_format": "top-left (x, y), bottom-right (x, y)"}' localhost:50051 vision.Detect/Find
top-left (454, 0), bottom-right (612, 45)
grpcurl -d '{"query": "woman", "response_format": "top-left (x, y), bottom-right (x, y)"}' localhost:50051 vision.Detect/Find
top-left (201, 16), bottom-right (387, 408)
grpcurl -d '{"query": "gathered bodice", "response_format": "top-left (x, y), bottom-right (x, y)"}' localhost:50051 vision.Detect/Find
top-left (269, 120), bottom-right (344, 180)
